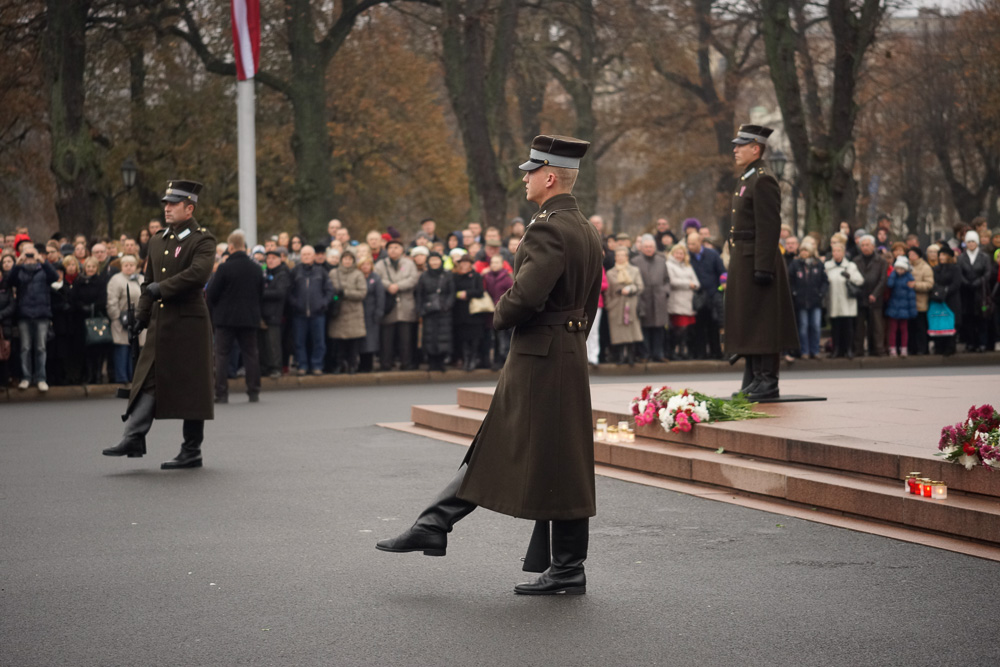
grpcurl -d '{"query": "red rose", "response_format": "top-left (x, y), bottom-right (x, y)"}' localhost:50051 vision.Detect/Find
top-left (963, 442), bottom-right (978, 456)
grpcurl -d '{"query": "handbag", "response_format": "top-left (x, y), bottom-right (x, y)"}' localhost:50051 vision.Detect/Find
top-left (927, 301), bottom-right (956, 336)
top-left (845, 279), bottom-right (862, 299)
top-left (469, 293), bottom-right (495, 314)
top-left (84, 305), bottom-right (112, 346)
top-left (692, 288), bottom-right (709, 312)
top-left (0, 327), bottom-right (10, 361)
top-left (929, 284), bottom-right (947, 303)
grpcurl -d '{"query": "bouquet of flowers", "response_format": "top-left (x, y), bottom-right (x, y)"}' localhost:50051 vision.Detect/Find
top-left (937, 404), bottom-right (1000, 470)
top-left (629, 385), bottom-right (769, 434)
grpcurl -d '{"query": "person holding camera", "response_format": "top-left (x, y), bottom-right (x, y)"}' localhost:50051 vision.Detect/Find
top-left (8, 243), bottom-right (59, 391)
top-left (102, 180), bottom-right (216, 469)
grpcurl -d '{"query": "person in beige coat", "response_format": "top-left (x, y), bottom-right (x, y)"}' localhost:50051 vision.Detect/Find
top-left (374, 239), bottom-right (418, 370)
top-left (328, 250), bottom-right (368, 374)
top-left (907, 247), bottom-right (935, 355)
top-left (105, 255), bottom-right (147, 383)
top-left (605, 246), bottom-right (644, 364)
top-left (666, 244), bottom-right (700, 359)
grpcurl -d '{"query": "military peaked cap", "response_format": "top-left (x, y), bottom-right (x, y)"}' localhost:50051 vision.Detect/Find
top-left (161, 180), bottom-right (203, 204)
top-left (519, 135), bottom-right (590, 171)
top-left (732, 124), bottom-right (774, 146)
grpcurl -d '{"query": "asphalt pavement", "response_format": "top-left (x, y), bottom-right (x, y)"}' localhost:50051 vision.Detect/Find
top-left (2, 367), bottom-right (998, 666)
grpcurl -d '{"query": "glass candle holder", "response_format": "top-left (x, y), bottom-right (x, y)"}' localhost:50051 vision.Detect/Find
top-left (625, 428), bottom-right (635, 443)
top-left (607, 426), bottom-right (619, 443)
top-left (905, 472), bottom-right (921, 493)
top-left (932, 482), bottom-right (948, 500)
top-left (618, 420), bottom-right (629, 433)
top-left (595, 419), bottom-right (607, 442)
top-left (921, 479), bottom-right (933, 498)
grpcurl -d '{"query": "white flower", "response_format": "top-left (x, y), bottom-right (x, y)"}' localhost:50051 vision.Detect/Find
top-left (941, 445), bottom-right (959, 456)
top-left (693, 401), bottom-right (709, 422)
top-left (637, 400), bottom-right (648, 414)
top-left (985, 457), bottom-right (1000, 469)
top-left (957, 454), bottom-right (978, 470)
top-left (658, 407), bottom-right (673, 430)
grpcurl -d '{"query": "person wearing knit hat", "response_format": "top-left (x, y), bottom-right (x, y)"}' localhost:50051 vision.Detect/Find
top-left (682, 218), bottom-right (701, 233)
top-left (957, 227), bottom-right (992, 352)
top-left (885, 252), bottom-right (916, 357)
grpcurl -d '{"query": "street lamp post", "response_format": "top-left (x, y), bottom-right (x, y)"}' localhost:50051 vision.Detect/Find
top-left (105, 157), bottom-right (139, 239)
top-left (766, 150), bottom-right (800, 236)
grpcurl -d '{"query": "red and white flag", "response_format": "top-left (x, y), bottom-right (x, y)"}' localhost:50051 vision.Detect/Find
top-left (230, 0), bottom-right (260, 80)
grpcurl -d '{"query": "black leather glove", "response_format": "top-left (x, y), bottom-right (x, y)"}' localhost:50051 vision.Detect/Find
top-left (753, 271), bottom-right (774, 286)
top-left (146, 282), bottom-right (162, 300)
top-left (130, 318), bottom-right (147, 337)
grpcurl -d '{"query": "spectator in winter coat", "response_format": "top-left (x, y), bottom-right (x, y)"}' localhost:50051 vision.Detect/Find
top-left (288, 245), bottom-right (333, 375)
top-left (631, 234), bottom-right (670, 361)
top-left (853, 235), bottom-right (888, 356)
top-left (261, 250), bottom-right (291, 377)
top-left (415, 252), bottom-right (455, 372)
top-left (957, 230), bottom-right (992, 352)
top-left (885, 256), bottom-right (917, 357)
top-left (665, 244), bottom-right (700, 360)
top-left (482, 254), bottom-right (514, 369)
top-left (450, 254), bottom-right (487, 371)
top-left (358, 257), bottom-right (385, 373)
top-left (687, 232), bottom-right (726, 359)
top-left (789, 241), bottom-right (829, 359)
top-left (8, 248), bottom-right (59, 391)
top-left (106, 255), bottom-right (146, 383)
top-left (0, 263), bottom-right (16, 386)
top-left (931, 245), bottom-right (962, 355)
top-left (328, 250), bottom-right (368, 374)
top-left (606, 247), bottom-right (644, 365)
top-left (374, 238), bottom-right (419, 371)
top-left (824, 243), bottom-right (864, 359)
top-left (907, 247), bottom-right (935, 355)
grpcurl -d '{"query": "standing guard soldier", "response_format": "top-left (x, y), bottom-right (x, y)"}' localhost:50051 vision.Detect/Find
top-left (102, 180), bottom-right (216, 469)
top-left (376, 135), bottom-right (604, 595)
top-left (725, 125), bottom-right (799, 400)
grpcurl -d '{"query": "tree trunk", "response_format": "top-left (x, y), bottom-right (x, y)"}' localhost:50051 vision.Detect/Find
top-left (43, 0), bottom-right (99, 238)
top-left (439, 0), bottom-right (511, 229)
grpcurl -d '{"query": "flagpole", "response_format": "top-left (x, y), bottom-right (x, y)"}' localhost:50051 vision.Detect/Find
top-left (237, 78), bottom-right (257, 247)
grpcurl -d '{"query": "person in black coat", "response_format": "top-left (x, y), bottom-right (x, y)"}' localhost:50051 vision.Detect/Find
top-left (931, 245), bottom-right (962, 355)
top-left (450, 254), bottom-right (487, 370)
top-left (687, 232), bottom-right (726, 359)
top-left (260, 250), bottom-right (291, 378)
top-left (788, 244), bottom-right (829, 359)
top-left (70, 259), bottom-right (109, 384)
top-left (415, 252), bottom-right (455, 371)
top-left (206, 231), bottom-right (264, 402)
top-left (956, 230), bottom-right (993, 352)
top-left (0, 264), bottom-right (16, 386)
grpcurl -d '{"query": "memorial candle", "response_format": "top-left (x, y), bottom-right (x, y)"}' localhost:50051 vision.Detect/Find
top-left (931, 482), bottom-right (948, 500)
top-left (905, 472), bottom-right (921, 494)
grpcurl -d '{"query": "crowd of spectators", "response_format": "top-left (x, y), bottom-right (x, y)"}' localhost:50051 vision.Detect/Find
top-left (2, 212), bottom-right (998, 393)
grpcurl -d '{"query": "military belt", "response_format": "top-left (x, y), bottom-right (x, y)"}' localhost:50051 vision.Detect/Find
top-left (730, 230), bottom-right (756, 241)
top-left (522, 309), bottom-right (589, 333)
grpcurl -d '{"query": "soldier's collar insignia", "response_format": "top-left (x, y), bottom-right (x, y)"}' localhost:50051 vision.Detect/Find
top-left (741, 168), bottom-right (755, 179)
top-left (178, 228), bottom-right (191, 240)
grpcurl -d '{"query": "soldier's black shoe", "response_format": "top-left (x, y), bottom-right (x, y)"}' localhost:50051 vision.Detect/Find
top-left (102, 438), bottom-right (146, 458)
top-left (161, 450), bottom-right (202, 469)
top-left (248, 393), bottom-right (259, 403)
top-left (745, 385), bottom-right (779, 401)
top-left (514, 569), bottom-right (586, 595)
top-left (375, 527), bottom-right (447, 556)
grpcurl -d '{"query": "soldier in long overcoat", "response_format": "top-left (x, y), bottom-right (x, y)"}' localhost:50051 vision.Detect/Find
top-left (102, 180), bottom-right (215, 469)
top-left (377, 135), bottom-right (603, 596)
top-left (724, 125), bottom-right (799, 399)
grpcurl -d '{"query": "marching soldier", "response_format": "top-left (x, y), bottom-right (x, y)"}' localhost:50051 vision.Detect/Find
top-left (725, 125), bottom-right (799, 400)
top-left (102, 180), bottom-right (216, 469)
top-left (376, 135), bottom-right (604, 595)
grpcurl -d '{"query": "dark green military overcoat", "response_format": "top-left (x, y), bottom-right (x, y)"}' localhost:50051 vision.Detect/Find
top-left (458, 193), bottom-right (604, 520)
top-left (724, 159), bottom-right (799, 354)
top-left (127, 218), bottom-right (216, 420)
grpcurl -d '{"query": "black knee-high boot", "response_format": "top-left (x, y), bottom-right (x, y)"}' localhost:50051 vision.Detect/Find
top-left (103, 391), bottom-right (155, 457)
top-left (376, 465), bottom-right (477, 556)
top-left (746, 353), bottom-right (780, 400)
top-left (162, 420), bottom-right (204, 469)
top-left (735, 355), bottom-right (757, 396)
top-left (514, 518), bottom-right (589, 595)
